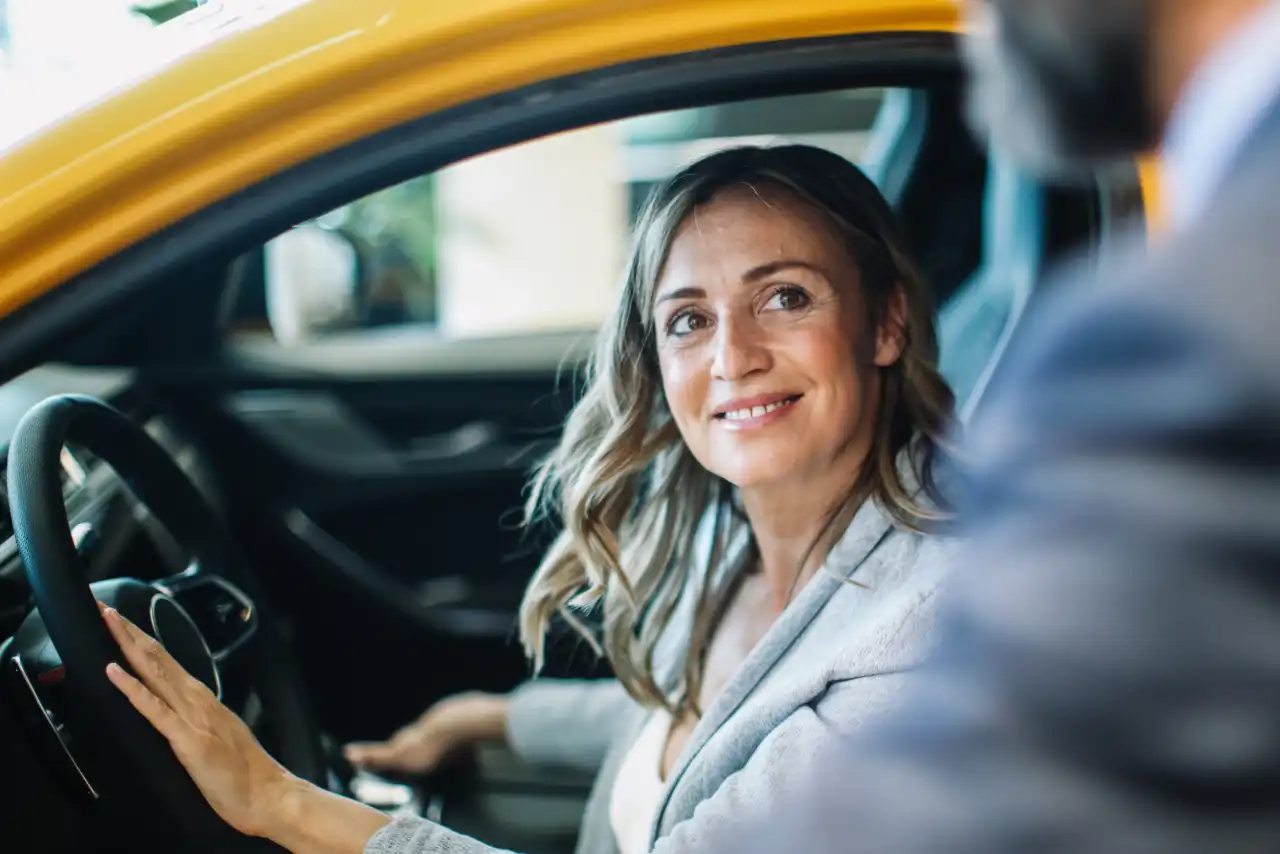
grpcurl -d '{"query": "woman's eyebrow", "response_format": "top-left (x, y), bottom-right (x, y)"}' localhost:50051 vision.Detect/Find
top-left (655, 286), bottom-right (706, 305)
top-left (654, 260), bottom-right (826, 305)
top-left (742, 259), bottom-right (826, 281)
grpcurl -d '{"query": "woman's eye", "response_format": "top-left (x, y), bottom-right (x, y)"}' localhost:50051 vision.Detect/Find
top-left (764, 286), bottom-right (810, 311)
top-left (666, 310), bottom-right (708, 337)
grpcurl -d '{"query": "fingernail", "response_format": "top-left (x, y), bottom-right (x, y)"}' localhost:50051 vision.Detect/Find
top-left (106, 662), bottom-right (122, 679)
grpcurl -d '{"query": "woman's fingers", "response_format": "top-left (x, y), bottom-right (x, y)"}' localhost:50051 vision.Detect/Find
top-left (98, 602), bottom-right (204, 713)
top-left (105, 661), bottom-right (184, 740)
top-left (344, 732), bottom-right (445, 773)
top-left (343, 742), bottom-right (394, 768)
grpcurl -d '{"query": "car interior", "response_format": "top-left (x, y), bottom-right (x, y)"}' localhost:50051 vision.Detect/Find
top-left (0, 32), bottom-right (1145, 854)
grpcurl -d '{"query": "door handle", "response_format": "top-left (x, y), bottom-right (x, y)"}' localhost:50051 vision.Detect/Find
top-left (404, 421), bottom-right (500, 462)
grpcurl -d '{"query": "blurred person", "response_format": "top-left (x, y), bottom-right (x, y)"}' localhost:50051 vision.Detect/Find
top-left (93, 145), bottom-right (960, 854)
top-left (712, 0), bottom-right (1280, 852)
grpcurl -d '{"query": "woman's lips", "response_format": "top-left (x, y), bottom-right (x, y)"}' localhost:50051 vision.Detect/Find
top-left (713, 394), bottom-right (803, 429)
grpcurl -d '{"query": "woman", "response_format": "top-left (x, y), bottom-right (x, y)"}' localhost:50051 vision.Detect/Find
top-left (99, 144), bottom-right (956, 854)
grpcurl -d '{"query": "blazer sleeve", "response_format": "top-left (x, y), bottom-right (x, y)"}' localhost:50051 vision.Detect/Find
top-left (503, 677), bottom-right (637, 772)
top-left (363, 672), bottom-right (920, 854)
top-left (725, 263), bottom-right (1280, 852)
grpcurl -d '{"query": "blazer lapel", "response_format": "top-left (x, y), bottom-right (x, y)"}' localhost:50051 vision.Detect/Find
top-left (648, 496), bottom-right (895, 842)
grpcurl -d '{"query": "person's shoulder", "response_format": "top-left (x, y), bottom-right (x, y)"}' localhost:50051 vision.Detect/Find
top-left (971, 183), bottom-right (1280, 446)
top-left (1040, 179), bottom-right (1280, 375)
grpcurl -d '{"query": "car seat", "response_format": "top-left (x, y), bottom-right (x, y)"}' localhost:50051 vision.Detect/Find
top-left (938, 151), bottom-right (1046, 419)
top-left (861, 88), bottom-right (930, 208)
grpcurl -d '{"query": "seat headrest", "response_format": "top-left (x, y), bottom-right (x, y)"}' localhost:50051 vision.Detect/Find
top-left (983, 152), bottom-right (1046, 275)
top-left (939, 151), bottom-right (1047, 419)
top-left (861, 89), bottom-right (929, 206)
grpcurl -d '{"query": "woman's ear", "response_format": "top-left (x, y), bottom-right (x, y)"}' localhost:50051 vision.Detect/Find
top-left (873, 284), bottom-right (909, 367)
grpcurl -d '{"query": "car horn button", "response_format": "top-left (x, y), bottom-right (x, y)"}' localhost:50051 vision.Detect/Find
top-left (148, 594), bottom-right (221, 699)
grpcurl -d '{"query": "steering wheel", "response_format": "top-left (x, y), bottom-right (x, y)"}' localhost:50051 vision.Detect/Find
top-left (3, 395), bottom-right (327, 851)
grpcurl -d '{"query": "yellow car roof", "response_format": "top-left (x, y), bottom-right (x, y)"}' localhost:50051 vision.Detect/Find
top-left (0, 0), bottom-right (960, 317)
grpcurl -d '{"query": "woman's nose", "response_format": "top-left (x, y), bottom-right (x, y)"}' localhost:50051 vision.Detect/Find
top-left (711, 317), bottom-right (771, 380)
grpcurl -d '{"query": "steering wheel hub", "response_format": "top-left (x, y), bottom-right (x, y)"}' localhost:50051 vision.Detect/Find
top-left (148, 594), bottom-right (220, 698)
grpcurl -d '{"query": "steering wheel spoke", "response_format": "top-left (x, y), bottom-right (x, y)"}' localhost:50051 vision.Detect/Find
top-left (154, 564), bottom-right (257, 663)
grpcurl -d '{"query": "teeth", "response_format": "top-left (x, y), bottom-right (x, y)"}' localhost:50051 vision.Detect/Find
top-left (722, 398), bottom-right (794, 421)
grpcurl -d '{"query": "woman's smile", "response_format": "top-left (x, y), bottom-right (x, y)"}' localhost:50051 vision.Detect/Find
top-left (711, 393), bottom-right (804, 430)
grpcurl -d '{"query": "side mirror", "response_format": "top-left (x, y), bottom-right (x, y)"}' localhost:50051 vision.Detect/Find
top-left (263, 224), bottom-right (368, 345)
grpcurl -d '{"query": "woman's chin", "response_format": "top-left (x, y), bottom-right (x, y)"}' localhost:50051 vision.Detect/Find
top-left (710, 455), bottom-right (813, 492)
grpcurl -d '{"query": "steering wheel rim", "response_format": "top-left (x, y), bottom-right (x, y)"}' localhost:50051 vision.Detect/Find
top-left (6, 394), bottom-right (326, 848)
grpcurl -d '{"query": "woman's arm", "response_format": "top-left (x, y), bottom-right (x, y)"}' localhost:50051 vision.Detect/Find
top-left (505, 678), bottom-right (635, 772)
top-left (266, 780), bottom-right (394, 854)
top-left (345, 692), bottom-right (509, 775)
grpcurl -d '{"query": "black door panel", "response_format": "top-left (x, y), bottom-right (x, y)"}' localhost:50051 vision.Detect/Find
top-left (226, 389), bottom-right (559, 482)
top-left (148, 367), bottom-right (602, 750)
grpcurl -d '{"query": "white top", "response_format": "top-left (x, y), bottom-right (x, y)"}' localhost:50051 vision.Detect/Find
top-left (607, 569), bottom-right (775, 854)
top-left (608, 709), bottom-right (672, 854)
top-left (1162, 0), bottom-right (1280, 229)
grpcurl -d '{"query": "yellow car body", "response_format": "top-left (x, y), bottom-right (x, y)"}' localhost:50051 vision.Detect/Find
top-left (0, 0), bottom-right (1159, 321)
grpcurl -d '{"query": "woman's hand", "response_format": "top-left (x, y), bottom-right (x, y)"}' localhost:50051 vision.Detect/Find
top-left (98, 602), bottom-right (294, 838)
top-left (344, 691), bottom-right (508, 775)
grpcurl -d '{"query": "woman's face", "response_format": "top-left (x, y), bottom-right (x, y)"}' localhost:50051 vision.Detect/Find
top-left (652, 185), bottom-right (905, 491)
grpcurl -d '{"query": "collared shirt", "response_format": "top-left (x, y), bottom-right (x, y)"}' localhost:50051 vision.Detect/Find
top-left (1162, 1), bottom-right (1280, 230)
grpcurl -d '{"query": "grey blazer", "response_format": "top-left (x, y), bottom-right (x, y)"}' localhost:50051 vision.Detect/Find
top-left (366, 491), bottom-right (952, 854)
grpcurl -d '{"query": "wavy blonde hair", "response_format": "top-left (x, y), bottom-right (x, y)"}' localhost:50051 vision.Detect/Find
top-left (519, 145), bottom-right (954, 716)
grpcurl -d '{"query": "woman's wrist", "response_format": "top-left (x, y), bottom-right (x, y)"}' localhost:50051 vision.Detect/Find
top-left (258, 773), bottom-right (310, 840)
top-left (260, 775), bottom-right (392, 854)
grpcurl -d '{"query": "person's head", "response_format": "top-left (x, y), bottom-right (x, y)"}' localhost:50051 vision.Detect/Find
top-left (962, 0), bottom-right (1273, 177)
top-left (519, 145), bottom-right (953, 712)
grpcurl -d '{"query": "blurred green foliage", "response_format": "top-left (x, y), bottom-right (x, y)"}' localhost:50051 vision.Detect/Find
top-left (131, 0), bottom-right (198, 25)
top-left (331, 174), bottom-right (439, 324)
